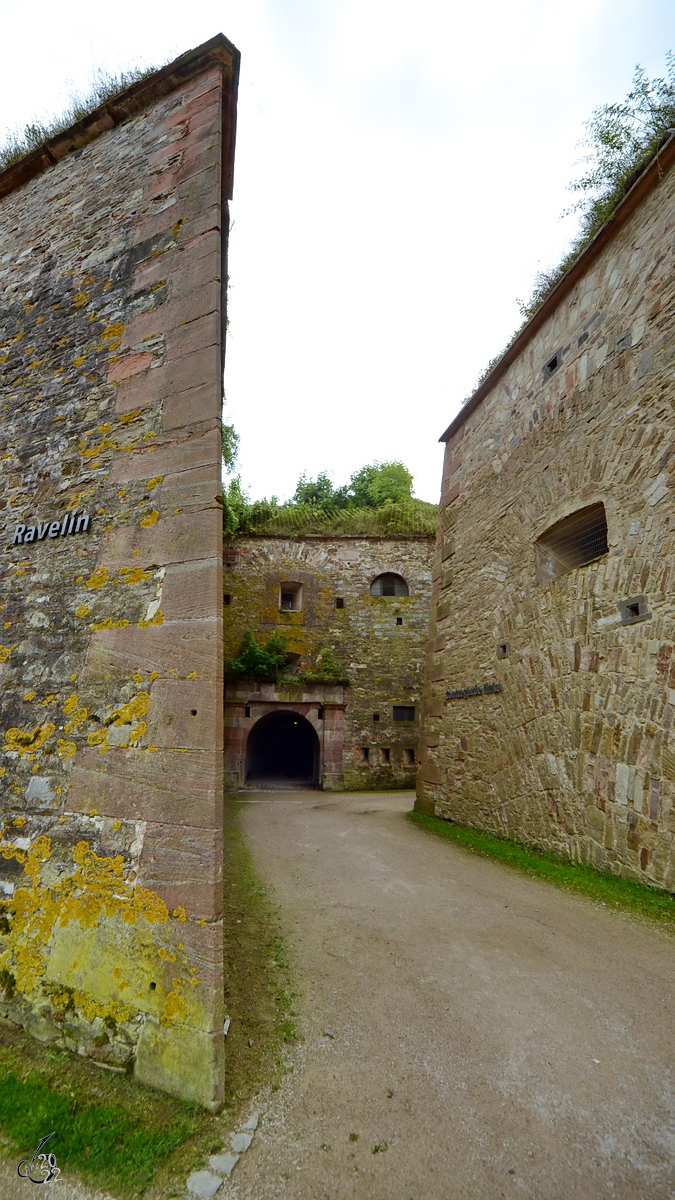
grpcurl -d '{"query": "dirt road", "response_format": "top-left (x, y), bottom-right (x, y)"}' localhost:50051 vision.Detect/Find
top-left (219, 789), bottom-right (675, 1200)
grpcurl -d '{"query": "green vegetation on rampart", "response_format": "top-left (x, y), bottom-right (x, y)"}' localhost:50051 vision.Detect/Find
top-left (223, 461), bottom-right (438, 538)
top-left (0, 67), bottom-right (163, 173)
top-left (408, 810), bottom-right (675, 927)
top-left (471, 55), bottom-right (675, 395)
top-left (226, 631), bottom-right (349, 684)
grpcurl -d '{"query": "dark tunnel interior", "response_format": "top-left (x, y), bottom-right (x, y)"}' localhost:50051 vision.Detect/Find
top-left (246, 711), bottom-right (319, 785)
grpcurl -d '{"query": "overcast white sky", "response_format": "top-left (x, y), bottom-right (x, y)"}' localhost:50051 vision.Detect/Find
top-left (1, 0), bottom-right (673, 501)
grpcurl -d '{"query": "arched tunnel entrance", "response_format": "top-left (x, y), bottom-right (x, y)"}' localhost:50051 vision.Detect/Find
top-left (245, 710), bottom-right (320, 786)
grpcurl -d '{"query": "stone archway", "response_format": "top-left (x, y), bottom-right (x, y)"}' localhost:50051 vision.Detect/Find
top-left (245, 710), bottom-right (320, 786)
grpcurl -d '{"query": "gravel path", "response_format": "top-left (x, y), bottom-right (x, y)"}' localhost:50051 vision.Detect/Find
top-left (216, 789), bottom-right (675, 1200)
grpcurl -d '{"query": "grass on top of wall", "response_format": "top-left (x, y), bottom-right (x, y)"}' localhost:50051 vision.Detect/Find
top-left (407, 810), bottom-right (675, 927)
top-left (0, 796), bottom-right (297, 1198)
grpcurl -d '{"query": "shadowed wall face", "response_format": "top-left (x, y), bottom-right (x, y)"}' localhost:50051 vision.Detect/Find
top-left (0, 38), bottom-right (238, 1108)
top-left (246, 711), bottom-right (319, 783)
top-left (418, 153), bottom-right (675, 892)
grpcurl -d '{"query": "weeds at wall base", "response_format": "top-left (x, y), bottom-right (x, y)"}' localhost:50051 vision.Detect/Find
top-left (407, 810), bottom-right (675, 928)
top-left (0, 797), bottom-right (297, 1198)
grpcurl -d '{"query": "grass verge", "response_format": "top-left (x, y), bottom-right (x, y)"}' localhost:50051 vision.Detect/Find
top-left (0, 795), bottom-right (297, 1197)
top-left (407, 810), bottom-right (675, 928)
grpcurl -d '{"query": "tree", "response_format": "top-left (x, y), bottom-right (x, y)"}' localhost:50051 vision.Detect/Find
top-left (293, 472), bottom-right (349, 510)
top-left (221, 420), bottom-right (239, 473)
top-left (475, 54), bottom-right (675, 385)
top-left (348, 461), bottom-right (413, 507)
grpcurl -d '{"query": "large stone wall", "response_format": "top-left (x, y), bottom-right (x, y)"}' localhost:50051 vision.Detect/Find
top-left (417, 141), bottom-right (675, 890)
top-left (223, 535), bottom-right (433, 789)
top-left (0, 36), bottom-right (238, 1107)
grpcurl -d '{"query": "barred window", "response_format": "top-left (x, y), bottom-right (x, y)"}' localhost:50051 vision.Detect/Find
top-left (392, 705), bottom-right (415, 722)
top-left (535, 503), bottom-right (608, 582)
top-left (371, 573), bottom-right (408, 597)
top-left (279, 582), bottom-right (302, 610)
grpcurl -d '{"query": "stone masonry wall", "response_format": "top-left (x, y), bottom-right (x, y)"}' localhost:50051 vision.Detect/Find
top-left (224, 535), bottom-right (433, 789)
top-left (0, 37), bottom-right (238, 1107)
top-left (417, 150), bottom-right (675, 890)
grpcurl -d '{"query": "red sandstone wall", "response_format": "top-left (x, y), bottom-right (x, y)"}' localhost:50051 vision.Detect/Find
top-left (0, 38), bottom-right (238, 1108)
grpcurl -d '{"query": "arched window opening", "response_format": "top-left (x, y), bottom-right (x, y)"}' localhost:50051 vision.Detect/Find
top-left (370, 572), bottom-right (408, 597)
top-left (535, 503), bottom-right (608, 582)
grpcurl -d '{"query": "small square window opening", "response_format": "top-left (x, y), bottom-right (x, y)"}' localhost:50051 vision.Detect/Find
top-left (396, 617), bottom-right (403, 626)
top-left (279, 582), bottom-right (302, 611)
top-left (403, 747), bottom-right (415, 766)
top-left (372, 712), bottom-right (380, 722)
top-left (392, 705), bottom-right (415, 722)
top-left (381, 747), bottom-right (390, 765)
top-left (618, 594), bottom-right (651, 626)
top-left (543, 350), bottom-right (562, 381)
top-left (360, 746), bottom-right (370, 763)
top-left (497, 643), bottom-right (508, 659)
top-left (224, 594), bottom-right (232, 605)
top-left (245, 706), bottom-right (250, 718)
top-left (335, 597), bottom-right (344, 609)
top-left (318, 706), bottom-right (325, 720)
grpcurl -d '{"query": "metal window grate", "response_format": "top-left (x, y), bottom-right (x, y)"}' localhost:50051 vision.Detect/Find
top-left (371, 573), bottom-right (408, 597)
top-left (279, 582), bottom-right (302, 610)
top-left (535, 503), bottom-right (608, 582)
top-left (393, 705), bottom-right (415, 722)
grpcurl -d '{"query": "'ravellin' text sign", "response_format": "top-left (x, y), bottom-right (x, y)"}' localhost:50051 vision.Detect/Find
top-left (12, 513), bottom-right (91, 545)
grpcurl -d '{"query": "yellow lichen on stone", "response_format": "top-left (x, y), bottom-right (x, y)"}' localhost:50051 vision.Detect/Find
top-left (112, 820), bottom-right (122, 831)
top-left (90, 617), bottom-right (129, 630)
top-left (101, 322), bottom-right (124, 349)
top-left (140, 510), bottom-right (159, 528)
top-left (138, 610), bottom-right (164, 628)
top-left (86, 567), bottom-right (108, 590)
top-left (63, 694), bottom-right (79, 715)
top-left (120, 565), bottom-right (153, 584)
top-left (74, 604), bottom-right (90, 618)
top-left (79, 438), bottom-right (114, 460)
top-left (0, 644), bottom-right (18, 662)
top-left (132, 673), bottom-right (143, 683)
top-left (147, 476), bottom-right (163, 490)
top-left (161, 982), bottom-right (189, 1027)
top-left (4, 724), bottom-right (55, 756)
top-left (12, 817), bottom-right (26, 827)
top-left (56, 741), bottom-right (77, 760)
top-left (64, 709), bottom-right (88, 733)
top-left (119, 410), bottom-right (140, 425)
top-left (23, 691), bottom-right (34, 700)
